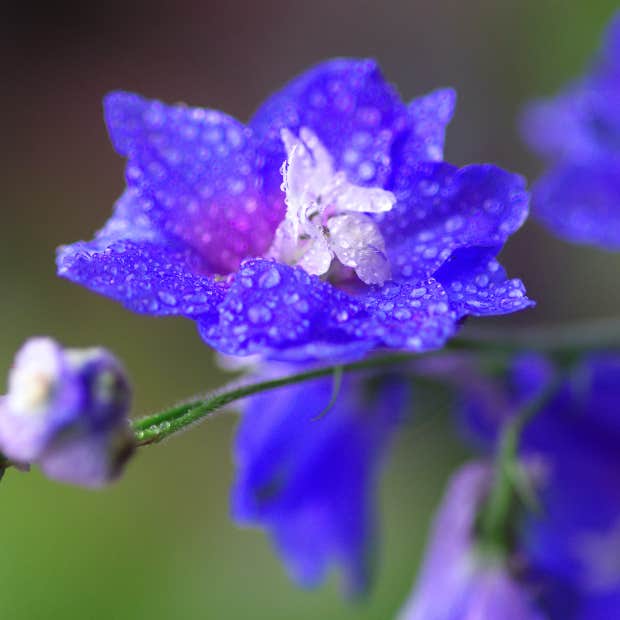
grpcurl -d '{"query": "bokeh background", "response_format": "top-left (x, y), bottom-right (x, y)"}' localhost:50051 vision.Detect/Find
top-left (1, 1), bottom-right (619, 617)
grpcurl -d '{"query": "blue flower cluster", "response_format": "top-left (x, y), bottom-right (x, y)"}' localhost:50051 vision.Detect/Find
top-left (231, 353), bottom-right (620, 618)
top-left (458, 353), bottom-right (620, 619)
top-left (58, 59), bottom-right (532, 361)
top-left (523, 13), bottom-right (620, 249)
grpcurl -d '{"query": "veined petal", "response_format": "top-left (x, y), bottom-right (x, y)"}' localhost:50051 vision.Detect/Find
top-left (379, 162), bottom-right (530, 282)
top-left (389, 87), bottom-right (457, 184)
top-left (250, 58), bottom-right (408, 195)
top-left (57, 192), bottom-right (225, 318)
top-left (104, 91), bottom-right (283, 273)
top-left (435, 247), bottom-right (534, 318)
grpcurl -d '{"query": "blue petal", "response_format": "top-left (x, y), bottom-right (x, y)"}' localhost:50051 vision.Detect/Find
top-left (232, 371), bottom-right (405, 593)
top-left (57, 192), bottom-right (225, 317)
top-left (532, 161), bottom-right (620, 250)
top-left (379, 163), bottom-right (530, 282)
top-left (199, 259), bottom-right (373, 360)
top-left (399, 462), bottom-right (546, 620)
top-left (359, 278), bottom-right (458, 350)
top-left (104, 92), bottom-right (284, 274)
top-left (388, 88), bottom-right (457, 186)
top-left (460, 353), bottom-right (620, 616)
top-left (435, 247), bottom-right (534, 318)
top-left (199, 259), bottom-right (459, 360)
top-left (250, 58), bottom-right (408, 193)
top-left (521, 356), bottom-right (620, 594)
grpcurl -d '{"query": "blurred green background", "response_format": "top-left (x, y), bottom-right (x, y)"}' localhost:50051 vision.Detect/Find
top-left (1, 1), bottom-right (619, 617)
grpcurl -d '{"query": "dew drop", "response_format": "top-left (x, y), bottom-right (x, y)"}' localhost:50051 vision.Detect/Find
top-left (258, 267), bottom-right (281, 289)
top-left (157, 291), bottom-right (178, 306)
top-left (248, 305), bottom-right (272, 324)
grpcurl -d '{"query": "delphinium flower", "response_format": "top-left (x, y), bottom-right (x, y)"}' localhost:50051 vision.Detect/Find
top-left (398, 462), bottom-right (546, 619)
top-left (231, 367), bottom-right (407, 594)
top-left (0, 338), bottom-right (135, 487)
top-left (522, 12), bottom-right (620, 249)
top-left (58, 58), bottom-right (532, 361)
top-left (457, 353), bottom-right (620, 618)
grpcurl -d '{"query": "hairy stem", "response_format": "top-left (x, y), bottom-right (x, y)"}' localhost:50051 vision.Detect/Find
top-left (133, 316), bottom-right (618, 447)
top-left (133, 352), bottom-right (416, 446)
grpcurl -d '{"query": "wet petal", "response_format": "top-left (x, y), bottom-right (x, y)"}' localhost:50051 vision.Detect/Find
top-left (250, 58), bottom-right (408, 195)
top-left (57, 193), bottom-right (225, 318)
top-left (104, 91), bottom-right (283, 273)
top-left (379, 163), bottom-right (530, 282)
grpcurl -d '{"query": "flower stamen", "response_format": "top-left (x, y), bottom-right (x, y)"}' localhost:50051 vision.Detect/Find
top-left (267, 127), bottom-right (396, 286)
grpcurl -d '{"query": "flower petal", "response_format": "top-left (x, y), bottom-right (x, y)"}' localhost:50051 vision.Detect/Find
top-left (199, 259), bottom-right (372, 360)
top-left (435, 247), bottom-right (534, 318)
top-left (250, 58), bottom-right (408, 194)
top-left (532, 161), bottom-right (620, 250)
top-left (200, 259), bottom-right (459, 359)
top-left (232, 371), bottom-right (405, 593)
top-left (104, 91), bottom-right (283, 273)
top-left (389, 87), bottom-right (457, 177)
top-left (380, 162), bottom-right (530, 282)
top-left (57, 192), bottom-right (225, 318)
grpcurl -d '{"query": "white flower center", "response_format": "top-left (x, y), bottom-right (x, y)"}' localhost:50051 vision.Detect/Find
top-left (267, 127), bottom-right (396, 285)
top-left (7, 343), bottom-right (60, 415)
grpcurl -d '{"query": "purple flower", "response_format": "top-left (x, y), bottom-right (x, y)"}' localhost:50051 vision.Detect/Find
top-left (0, 338), bottom-right (134, 487)
top-left (522, 13), bottom-right (620, 249)
top-left (459, 353), bottom-right (620, 618)
top-left (399, 462), bottom-right (545, 619)
top-left (231, 368), bottom-right (406, 594)
top-left (59, 59), bottom-right (532, 361)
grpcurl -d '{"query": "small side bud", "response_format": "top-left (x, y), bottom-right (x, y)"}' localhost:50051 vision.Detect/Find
top-left (0, 338), bottom-right (135, 488)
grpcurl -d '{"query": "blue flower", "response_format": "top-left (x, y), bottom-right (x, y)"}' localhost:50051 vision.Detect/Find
top-left (0, 338), bottom-right (134, 487)
top-left (59, 59), bottom-right (532, 361)
top-left (459, 353), bottom-right (620, 618)
top-left (522, 13), bottom-right (620, 249)
top-left (231, 367), bottom-right (406, 594)
top-left (399, 462), bottom-right (546, 619)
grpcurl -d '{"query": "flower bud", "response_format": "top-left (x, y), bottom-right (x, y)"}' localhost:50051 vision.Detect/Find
top-left (0, 338), bottom-right (134, 487)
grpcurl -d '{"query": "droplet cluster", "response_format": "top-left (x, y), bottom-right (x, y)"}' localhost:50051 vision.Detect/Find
top-left (359, 278), bottom-right (456, 350)
top-left (105, 92), bottom-right (284, 274)
top-left (435, 249), bottom-right (533, 318)
top-left (58, 237), bottom-right (224, 318)
top-left (201, 259), bottom-right (371, 358)
top-left (57, 59), bottom-right (534, 361)
top-left (250, 58), bottom-right (408, 197)
top-left (394, 88), bottom-right (457, 169)
top-left (378, 163), bottom-right (529, 282)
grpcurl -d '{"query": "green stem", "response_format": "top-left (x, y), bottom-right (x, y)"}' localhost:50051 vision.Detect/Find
top-left (477, 374), bottom-right (563, 554)
top-left (133, 352), bottom-right (416, 446)
top-left (133, 317), bottom-right (620, 447)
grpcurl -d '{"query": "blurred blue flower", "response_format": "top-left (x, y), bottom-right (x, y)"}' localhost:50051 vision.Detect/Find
top-left (522, 13), bottom-right (620, 249)
top-left (398, 462), bottom-right (545, 619)
top-left (459, 353), bottom-right (620, 619)
top-left (0, 338), bottom-right (134, 487)
top-left (231, 368), bottom-right (406, 594)
top-left (59, 59), bottom-right (532, 361)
